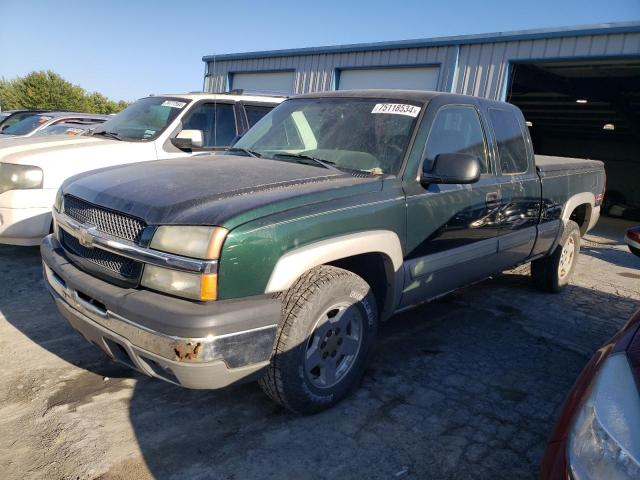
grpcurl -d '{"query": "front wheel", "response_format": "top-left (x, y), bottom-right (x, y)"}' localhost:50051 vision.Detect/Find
top-left (531, 220), bottom-right (581, 293)
top-left (630, 245), bottom-right (640, 258)
top-left (259, 265), bottom-right (378, 414)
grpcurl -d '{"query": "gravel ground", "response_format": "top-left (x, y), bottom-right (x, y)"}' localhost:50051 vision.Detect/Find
top-left (0, 217), bottom-right (638, 480)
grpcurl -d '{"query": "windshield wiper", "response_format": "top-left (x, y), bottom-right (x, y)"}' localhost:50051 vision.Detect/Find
top-left (93, 130), bottom-right (122, 141)
top-left (226, 147), bottom-right (262, 158)
top-left (270, 153), bottom-right (339, 171)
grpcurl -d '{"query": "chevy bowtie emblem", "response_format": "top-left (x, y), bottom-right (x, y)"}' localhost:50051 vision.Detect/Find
top-left (77, 224), bottom-right (97, 248)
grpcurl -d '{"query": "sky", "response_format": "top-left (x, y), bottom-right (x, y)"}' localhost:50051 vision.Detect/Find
top-left (1, 0), bottom-right (639, 101)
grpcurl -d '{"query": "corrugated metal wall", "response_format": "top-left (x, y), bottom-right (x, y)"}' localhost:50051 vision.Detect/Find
top-left (205, 46), bottom-right (456, 94)
top-left (204, 30), bottom-right (640, 100)
top-left (454, 31), bottom-right (640, 99)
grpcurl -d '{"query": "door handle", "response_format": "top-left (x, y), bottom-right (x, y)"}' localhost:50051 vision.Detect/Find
top-left (486, 192), bottom-right (501, 208)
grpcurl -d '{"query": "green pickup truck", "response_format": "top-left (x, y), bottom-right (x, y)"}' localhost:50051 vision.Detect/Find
top-left (41, 90), bottom-right (605, 413)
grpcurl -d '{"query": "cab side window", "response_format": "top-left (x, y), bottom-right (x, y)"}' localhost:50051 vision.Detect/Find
top-left (182, 103), bottom-right (237, 147)
top-left (424, 106), bottom-right (490, 173)
top-left (489, 108), bottom-right (528, 174)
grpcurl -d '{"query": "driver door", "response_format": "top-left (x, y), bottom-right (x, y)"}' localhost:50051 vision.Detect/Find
top-left (400, 102), bottom-right (501, 308)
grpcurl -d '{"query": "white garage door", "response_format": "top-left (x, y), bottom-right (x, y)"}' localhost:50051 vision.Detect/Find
top-left (337, 66), bottom-right (440, 90)
top-left (231, 71), bottom-right (294, 94)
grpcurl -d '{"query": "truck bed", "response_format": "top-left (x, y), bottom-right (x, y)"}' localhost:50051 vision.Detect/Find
top-left (535, 155), bottom-right (604, 173)
top-left (535, 154), bottom-right (605, 237)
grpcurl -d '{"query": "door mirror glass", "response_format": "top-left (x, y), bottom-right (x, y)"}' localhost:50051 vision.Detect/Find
top-left (171, 129), bottom-right (204, 150)
top-left (421, 153), bottom-right (481, 185)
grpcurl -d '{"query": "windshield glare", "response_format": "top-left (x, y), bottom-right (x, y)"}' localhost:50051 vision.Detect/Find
top-left (233, 98), bottom-right (421, 174)
top-left (92, 96), bottom-right (189, 141)
top-left (2, 114), bottom-right (52, 136)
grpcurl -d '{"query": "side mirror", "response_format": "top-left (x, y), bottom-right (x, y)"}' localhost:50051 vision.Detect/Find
top-left (171, 129), bottom-right (204, 150)
top-left (420, 153), bottom-right (481, 186)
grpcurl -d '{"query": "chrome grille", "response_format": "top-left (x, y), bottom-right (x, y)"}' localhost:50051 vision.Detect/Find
top-left (60, 230), bottom-right (143, 280)
top-left (63, 195), bottom-right (146, 243)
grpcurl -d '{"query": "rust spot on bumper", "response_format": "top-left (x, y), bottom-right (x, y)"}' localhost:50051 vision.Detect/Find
top-left (173, 341), bottom-right (202, 361)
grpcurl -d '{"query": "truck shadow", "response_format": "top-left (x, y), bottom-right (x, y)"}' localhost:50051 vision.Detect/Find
top-left (580, 242), bottom-right (640, 270)
top-left (0, 245), bottom-right (136, 380)
top-left (1, 245), bottom-right (638, 479)
top-left (123, 273), bottom-right (638, 479)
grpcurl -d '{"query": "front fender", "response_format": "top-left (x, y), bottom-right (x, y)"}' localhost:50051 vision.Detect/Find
top-left (216, 193), bottom-right (406, 300)
top-left (264, 230), bottom-right (403, 293)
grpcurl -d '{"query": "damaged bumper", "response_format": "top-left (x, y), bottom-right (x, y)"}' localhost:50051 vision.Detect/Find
top-left (41, 234), bottom-right (280, 389)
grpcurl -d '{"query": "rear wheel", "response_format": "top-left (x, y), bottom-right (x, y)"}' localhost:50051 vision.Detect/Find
top-left (629, 245), bottom-right (640, 258)
top-left (259, 265), bottom-right (378, 414)
top-left (532, 220), bottom-right (581, 293)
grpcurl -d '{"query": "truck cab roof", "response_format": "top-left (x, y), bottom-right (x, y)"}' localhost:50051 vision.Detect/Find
top-left (156, 92), bottom-right (286, 104)
top-left (294, 89), bottom-right (522, 111)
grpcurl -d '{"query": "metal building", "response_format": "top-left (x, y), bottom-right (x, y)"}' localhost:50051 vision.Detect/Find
top-left (203, 22), bottom-right (640, 213)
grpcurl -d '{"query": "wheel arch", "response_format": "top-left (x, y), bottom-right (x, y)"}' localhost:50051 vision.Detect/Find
top-left (562, 192), bottom-right (596, 236)
top-left (264, 230), bottom-right (404, 319)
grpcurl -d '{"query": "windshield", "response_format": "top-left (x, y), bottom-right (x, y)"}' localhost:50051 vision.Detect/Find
top-left (233, 97), bottom-right (422, 174)
top-left (0, 112), bottom-right (41, 131)
top-left (92, 96), bottom-right (189, 141)
top-left (2, 114), bottom-right (53, 136)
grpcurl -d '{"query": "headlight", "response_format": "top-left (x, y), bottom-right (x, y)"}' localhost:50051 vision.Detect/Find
top-left (141, 265), bottom-right (217, 301)
top-left (0, 163), bottom-right (44, 194)
top-left (54, 187), bottom-right (63, 212)
top-left (150, 226), bottom-right (228, 259)
top-left (568, 353), bottom-right (640, 479)
top-left (142, 226), bottom-right (228, 301)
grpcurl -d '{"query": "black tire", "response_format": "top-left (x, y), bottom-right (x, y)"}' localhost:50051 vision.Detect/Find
top-left (259, 265), bottom-right (378, 414)
top-left (531, 220), bottom-right (581, 293)
top-left (630, 245), bottom-right (640, 258)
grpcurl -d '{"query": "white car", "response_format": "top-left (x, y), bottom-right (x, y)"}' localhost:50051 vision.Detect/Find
top-left (0, 92), bottom-right (284, 245)
top-left (0, 112), bottom-right (109, 139)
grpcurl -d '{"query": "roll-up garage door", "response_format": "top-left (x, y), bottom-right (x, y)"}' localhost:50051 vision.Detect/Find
top-left (337, 66), bottom-right (440, 90)
top-left (230, 71), bottom-right (294, 94)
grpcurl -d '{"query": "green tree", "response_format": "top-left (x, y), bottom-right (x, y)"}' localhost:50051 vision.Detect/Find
top-left (0, 70), bottom-right (128, 114)
top-left (0, 78), bottom-right (21, 109)
top-left (85, 91), bottom-right (119, 114)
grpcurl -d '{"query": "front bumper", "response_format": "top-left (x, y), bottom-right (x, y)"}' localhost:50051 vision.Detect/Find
top-left (0, 205), bottom-right (52, 245)
top-left (41, 234), bottom-right (281, 389)
top-left (0, 188), bottom-right (57, 245)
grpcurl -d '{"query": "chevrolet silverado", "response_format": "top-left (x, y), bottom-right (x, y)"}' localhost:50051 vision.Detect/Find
top-left (41, 90), bottom-right (605, 413)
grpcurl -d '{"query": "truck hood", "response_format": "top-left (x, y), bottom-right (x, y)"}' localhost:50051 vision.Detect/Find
top-left (0, 135), bottom-right (157, 188)
top-left (62, 156), bottom-right (383, 227)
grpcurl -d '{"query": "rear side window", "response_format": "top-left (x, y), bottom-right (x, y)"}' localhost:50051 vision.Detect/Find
top-left (245, 105), bottom-right (273, 127)
top-left (182, 103), bottom-right (237, 147)
top-left (489, 109), bottom-right (528, 174)
top-left (424, 105), bottom-right (490, 173)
